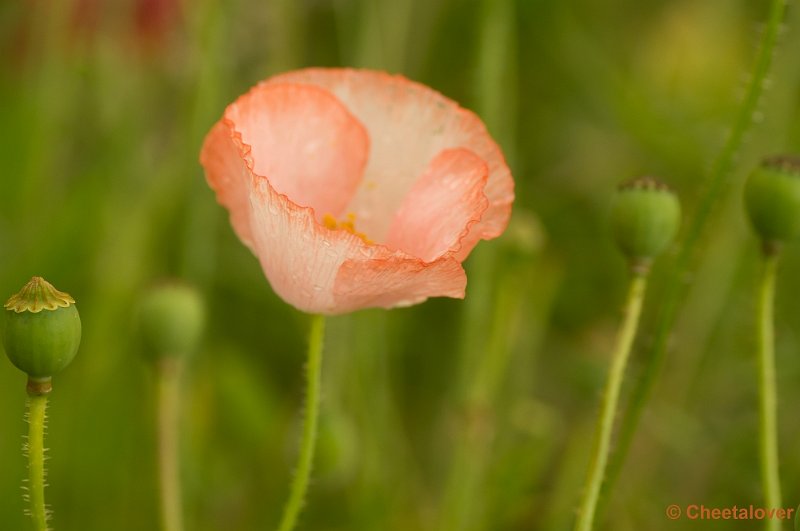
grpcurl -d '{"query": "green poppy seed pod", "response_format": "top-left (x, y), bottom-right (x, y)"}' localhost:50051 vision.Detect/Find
top-left (611, 176), bottom-right (681, 274)
top-left (2, 277), bottom-right (81, 391)
top-left (137, 282), bottom-right (205, 361)
top-left (744, 155), bottom-right (800, 252)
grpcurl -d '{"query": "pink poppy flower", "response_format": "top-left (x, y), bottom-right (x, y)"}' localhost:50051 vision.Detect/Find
top-left (200, 68), bottom-right (514, 315)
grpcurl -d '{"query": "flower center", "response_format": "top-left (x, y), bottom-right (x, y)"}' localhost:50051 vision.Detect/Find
top-left (322, 213), bottom-right (373, 244)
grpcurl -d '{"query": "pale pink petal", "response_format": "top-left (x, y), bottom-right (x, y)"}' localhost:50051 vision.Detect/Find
top-left (333, 255), bottom-right (466, 312)
top-left (227, 82), bottom-right (369, 220)
top-left (200, 120), bottom-right (256, 249)
top-left (203, 119), bottom-right (465, 314)
top-left (266, 68), bottom-right (514, 248)
top-left (248, 174), bottom-right (466, 315)
top-left (385, 149), bottom-right (489, 262)
top-left (246, 177), bottom-right (367, 313)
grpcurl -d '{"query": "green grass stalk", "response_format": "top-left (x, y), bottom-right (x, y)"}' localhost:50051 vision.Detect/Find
top-left (440, 277), bottom-right (521, 530)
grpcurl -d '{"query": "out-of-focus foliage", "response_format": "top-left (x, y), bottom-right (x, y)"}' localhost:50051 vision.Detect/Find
top-left (0, 0), bottom-right (799, 530)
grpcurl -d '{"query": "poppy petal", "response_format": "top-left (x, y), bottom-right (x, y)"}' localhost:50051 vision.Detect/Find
top-left (226, 82), bottom-right (369, 221)
top-left (247, 174), bottom-right (460, 315)
top-left (201, 120), bottom-right (256, 249)
top-left (386, 148), bottom-right (489, 262)
top-left (246, 177), bottom-right (364, 313)
top-left (332, 255), bottom-right (466, 312)
top-left (267, 68), bottom-right (514, 247)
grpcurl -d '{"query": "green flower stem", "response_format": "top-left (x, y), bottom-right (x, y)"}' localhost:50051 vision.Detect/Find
top-left (27, 390), bottom-right (48, 531)
top-left (575, 274), bottom-right (647, 531)
top-left (156, 360), bottom-right (185, 531)
top-left (276, 314), bottom-right (326, 531)
top-left (603, 0), bottom-right (789, 506)
top-left (757, 250), bottom-right (782, 530)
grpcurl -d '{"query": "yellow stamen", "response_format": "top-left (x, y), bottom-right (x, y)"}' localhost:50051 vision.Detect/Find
top-left (322, 213), bottom-right (373, 244)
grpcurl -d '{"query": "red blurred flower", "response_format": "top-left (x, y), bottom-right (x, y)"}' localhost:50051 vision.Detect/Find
top-left (200, 68), bottom-right (514, 314)
top-left (133, 0), bottom-right (179, 47)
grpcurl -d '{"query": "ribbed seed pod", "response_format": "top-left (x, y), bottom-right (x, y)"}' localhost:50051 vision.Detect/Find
top-left (2, 277), bottom-right (81, 390)
top-left (137, 281), bottom-right (205, 361)
top-left (611, 176), bottom-right (681, 274)
top-left (744, 155), bottom-right (800, 252)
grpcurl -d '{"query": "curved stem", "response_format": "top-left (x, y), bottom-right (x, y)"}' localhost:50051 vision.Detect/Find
top-left (276, 314), bottom-right (326, 531)
top-left (757, 251), bottom-right (781, 530)
top-left (603, 0), bottom-right (789, 507)
top-left (574, 274), bottom-right (647, 531)
top-left (27, 392), bottom-right (48, 531)
top-left (157, 359), bottom-right (185, 531)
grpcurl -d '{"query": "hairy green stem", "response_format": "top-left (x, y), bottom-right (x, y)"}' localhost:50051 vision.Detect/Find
top-left (575, 274), bottom-right (647, 531)
top-left (603, 0), bottom-right (789, 505)
top-left (757, 251), bottom-right (781, 530)
top-left (157, 360), bottom-right (184, 531)
top-left (276, 314), bottom-right (326, 531)
top-left (27, 392), bottom-right (48, 531)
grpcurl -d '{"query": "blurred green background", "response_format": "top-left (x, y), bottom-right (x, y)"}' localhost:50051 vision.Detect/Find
top-left (2, 0), bottom-right (800, 529)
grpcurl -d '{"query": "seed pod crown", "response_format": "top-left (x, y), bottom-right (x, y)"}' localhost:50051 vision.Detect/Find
top-left (2, 277), bottom-right (82, 384)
